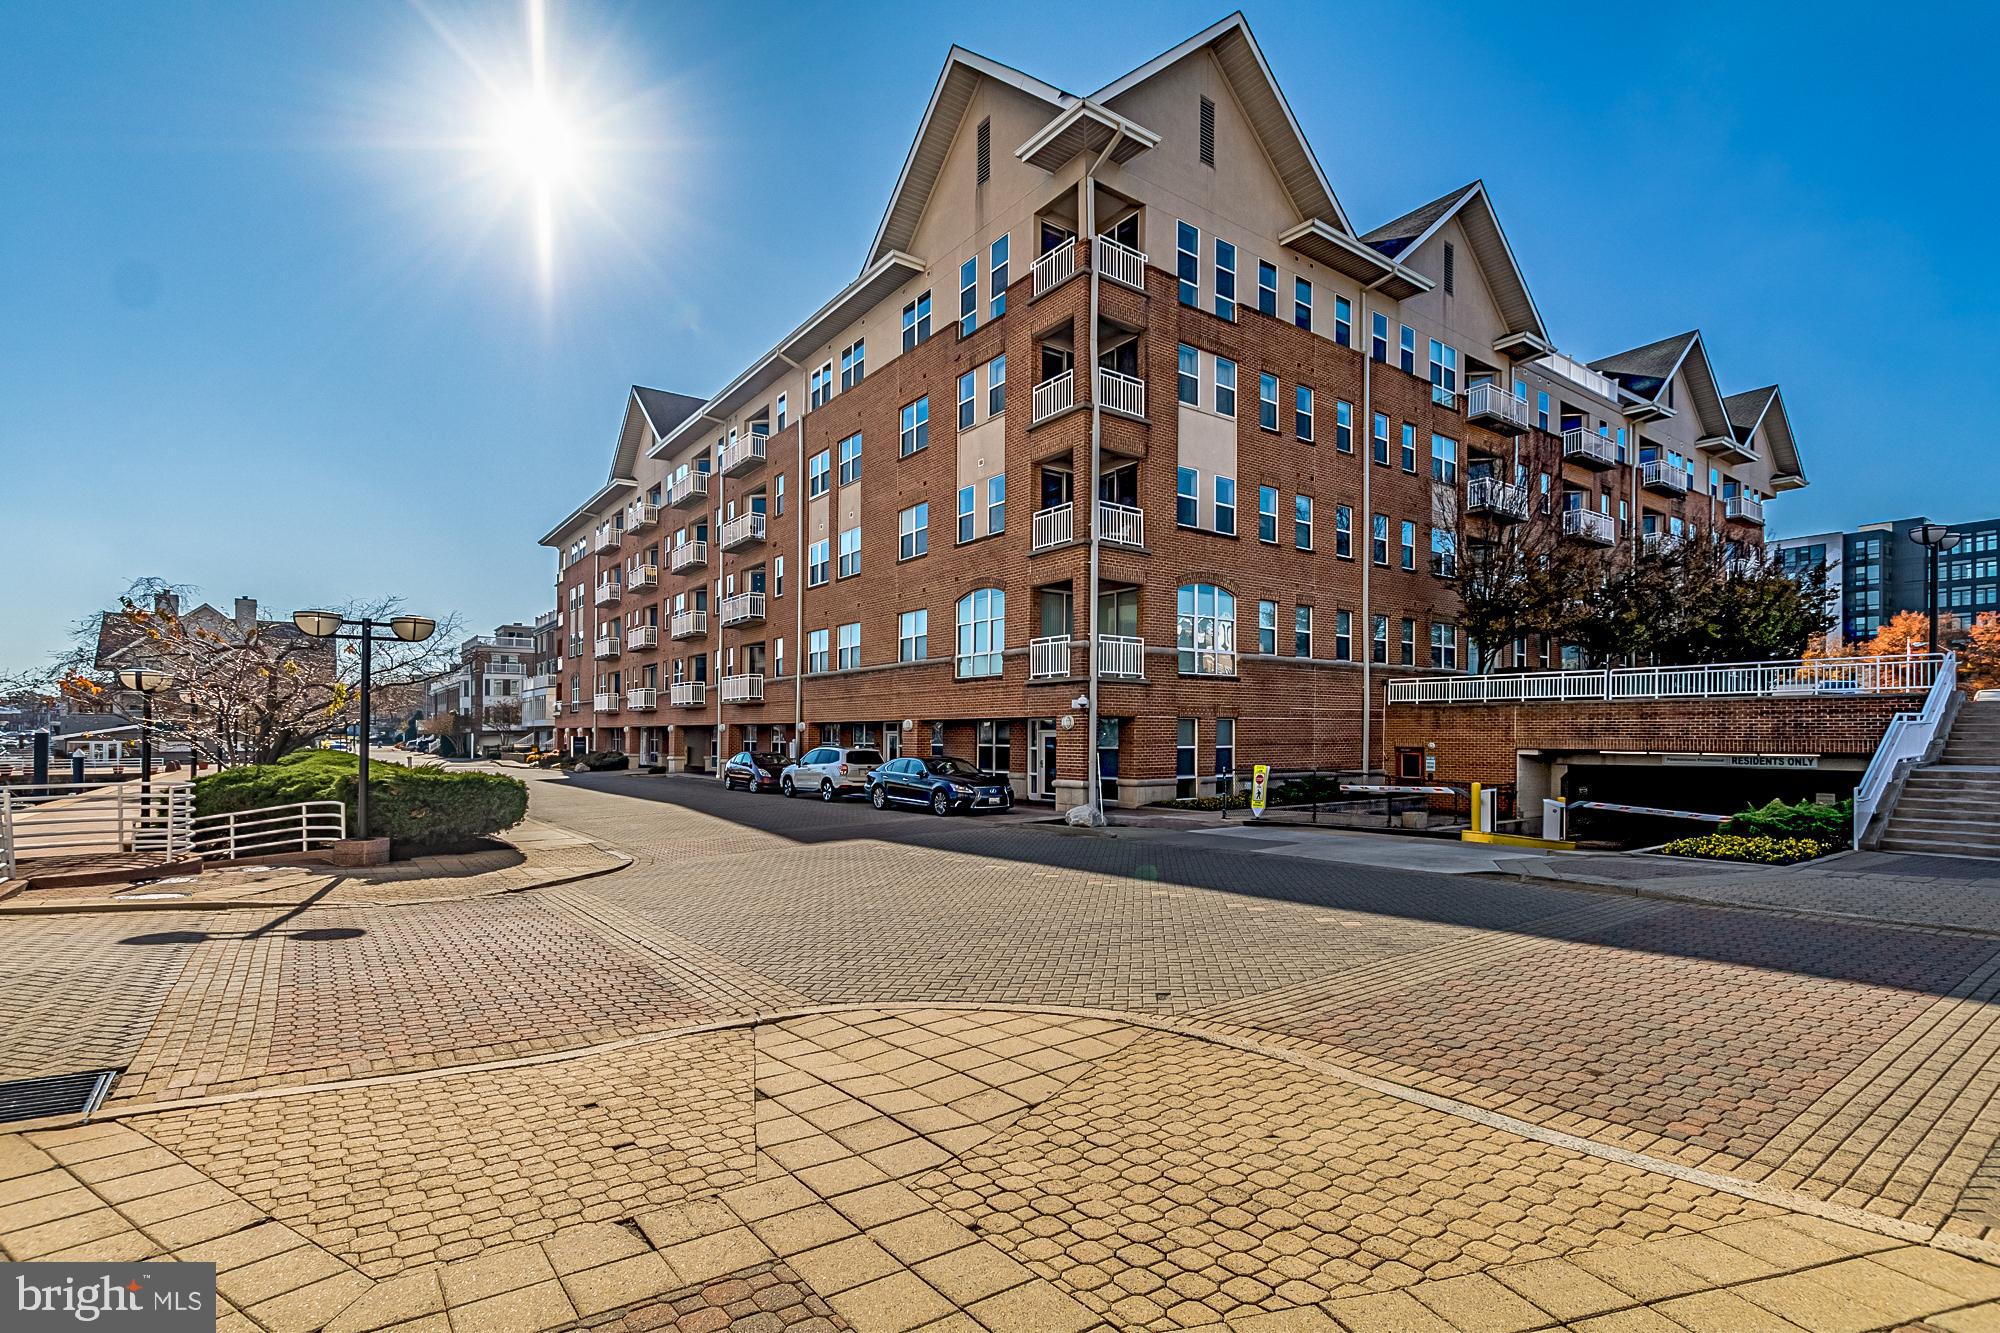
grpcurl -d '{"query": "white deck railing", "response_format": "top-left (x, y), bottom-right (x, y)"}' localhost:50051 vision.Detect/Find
top-left (628, 624), bottom-right (659, 650)
top-left (719, 592), bottom-right (766, 626)
top-left (1032, 370), bottom-right (1075, 424)
top-left (669, 681), bottom-right (706, 708)
top-left (626, 502), bottom-right (659, 531)
top-left (721, 674), bottom-right (765, 704)
top-left (1466, 477), bottom-right (1529, 521)
top-left (1854, 651), bottom-right (1958, 846)
top-left (1561, 508), bottom-right (1616, 544)
top-left (1031, 238), bottom-right (1077, 297)
top-left (719, 512), bottom-right (767, 550)
top-left (1388, 652), bottom-right (1950, 707)
top-left (669, 610), bottom-right (707, 640)
top-left (1640, 460), bottom-right (1689, 494)
top-left (669, 541), bottom-right (708, 573)
top-left (1727, 495), bottom-right (1766, 524)
top-left (1465, 382), bottom-right (1529, 430)
top-left (718, 434), bottom-right (767, 476)
top-left (1, 780), bottom-right (194, 878)
top-left (190, 801), bottom-right (345, 861)
top-left (593, 634), bottom-right (621, 660)
top-left (1562, 428), bottom-right (1618, 467)
top-left (1095, 235), bottom-right (1147, 290)
top-left (1031, 502), bottom-right (1074, 552)
top-left (629, 563), bottom-right (659, 590)
top-left (667, 471), bottom-right (710, 508)
top-left (593, 579), bottom-right (621, 606)
top-left (1096, 368), bottom-right (1146, 418)
top-left (625, 687), bottom-right (658, 712)
top-left (593, 524), bottom-right (620, 552)
top-left (1029, 635), bottom-right (1072, 679)
top-left (1097, 501), bottom-right (1143, 548)
top-left (593, 692), bottom-right (620, 712)
top-left (1100, 635), bottom-right (1145, 679)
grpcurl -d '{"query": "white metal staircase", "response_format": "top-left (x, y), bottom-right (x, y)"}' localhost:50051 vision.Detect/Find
top-left (1877, 698), bottom-right (2000, 857)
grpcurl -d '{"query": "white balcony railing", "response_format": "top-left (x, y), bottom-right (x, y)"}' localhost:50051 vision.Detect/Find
top-left (667, 471), bottom-right (710, 509)
top-left (719, 512), bottom-right (767, 551)
top-left (1430, 383), bottom-right (1458, 409)
top-left (1032, 370), bottom-right (1076, 425)
top-left (1095, 235), bottom-right (1147, 291)
top-left (718, 434), bottom-right (767, 477)
top-left (1388, 652), bottom-right (1950, 707)
top-left (594, 580), bottom-right (622, 606)
top-left (720, 673), bottom-right (765, 704)
top-left (1641, 531), bottom-right (1674, 557)
top-left (1640, 460), bottom-right (1689, 495)
top-left (593, 524), bottom-right (620, 552)
top-left (1096, 368), bottom-right (1146, 419)
top-left (1562, 428), bottom-right (1618, 468)
top-left (1726, 494), bottom-right (1766, 524)
top-left (1561, 507), bottom-right (1616, 545)
top-left (669, 681), bottom-right (706, 708)
top-left (1032, 502), bottom-right (1075, 552)
top-left (1465, 382), bottom-right (1529, 432)
top-left (593, 692), bottom-right (619, 713)
top-left (625, 687), bottom-right (658, 712)
top-left (719, 592), bottom-right (766, 627)
top-left (1466, 476), bottom-right (1529, 522)
top-left (669, 609), bottom-right (708, 640)
top-left (629, 562), bottom-right (659, 590)
top-left (1097, 501), bottom-right (1143, 548)
top-left (1031, 238), bottom-right (1078, 297)
top-left (626, 502), bottom-right (659, 531)
top-left (1100, 634), bottom-right (1145, 679)
top-left (628, 624), bottom-right (659, 650)
top-left (593, 635), bottom-right (621, 660)
top-left (669, 541), bottom-right (708, 573)
top-left (1029, 635), bottom-right (1072, 679)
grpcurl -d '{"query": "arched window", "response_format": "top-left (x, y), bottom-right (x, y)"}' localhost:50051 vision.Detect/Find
top-left (956, 588), bottom-right (1005, 678)
top-left (1176, 584), bottom-right (1236, 676)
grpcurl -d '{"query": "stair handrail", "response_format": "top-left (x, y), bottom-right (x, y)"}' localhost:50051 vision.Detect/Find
top-left (1853, 650), bottom-right (1957, 847)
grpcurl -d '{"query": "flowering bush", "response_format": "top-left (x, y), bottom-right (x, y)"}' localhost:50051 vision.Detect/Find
top-left (1658, 834), bottom-right (1834, 865)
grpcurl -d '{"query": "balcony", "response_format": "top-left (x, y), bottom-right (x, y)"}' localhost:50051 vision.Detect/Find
top-left (629, 562), bottom-right (660, 590)
top-left (1031, 237), bottom-right (1078, 298)
top-left (593, 692), bottom-right (620, 713)
top-left (1726, 494), bottom-right (1766, 525)
top-left (669, 681), bottom-right (706, 708)
top-left (1032, 370), bottom-right (1076, 425)
top-left (1640, 460), bottom-right (1689, 496)
top-left (719, 512), bottom-right (767, 551)
top-left (1466, 476), bottom-right (1529, 523)
top-left (1101, 634), bottom-right (1145, 679)
top-left (1096, 368), bottom-right (1146, 420)
top-left (593, 524), bottom-right (621, 553)
top-left (1095, 235), bottom-right (1147, 291)
top-left (719, 591), bottom-right (766, 627)
top-left (593, 634), bottom-right (621, 660)
top-left (1097, 501), bottom-right (1144, 548)
top-left (1029, 635), bottom-right (1073, 680)
top-left (719, 434), bottom-right (767, 477)
top-left (1562, 428), bottom-right (1618, 470)
top-left (669, 541), bottom-right (708, 573)
top-left (1641, 532), bottom-right (1674, 557)
top-left (669, 609), bottom-right (708, 640)
top-left (667, 471), bottom-right (710, 509)
top-left (1465, 383), bottom-right (1529, 434)
top-left (628, 624), bottom-right (659, 650)
top-left (625, 687), bottom-right (658, 712)
top-left (594, 580), bottom-right (622, 607)
top-left (720, 673), bottom-right (765, 704)
top-left (1031, 502), bottom-right (1075, 553)
top-left (1561, 507), bottom-right (1617, 546)
top-left (626, 502), bottom-right (659, 532)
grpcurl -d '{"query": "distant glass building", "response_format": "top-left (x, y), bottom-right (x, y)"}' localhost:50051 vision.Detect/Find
top-left (1774, 517), bottom-right (2000, 647)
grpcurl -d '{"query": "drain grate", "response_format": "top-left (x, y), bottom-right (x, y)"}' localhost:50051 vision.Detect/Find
top-left (0, 1069), bottom-right (119, 1124)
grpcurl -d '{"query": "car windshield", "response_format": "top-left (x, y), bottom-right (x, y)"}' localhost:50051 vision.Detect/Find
top-left (926, 756), bottom-right (985, 778)
top-left (751, 753), bottom-right (788, 767)
top-left (847, 750), bottom-right (884, 765)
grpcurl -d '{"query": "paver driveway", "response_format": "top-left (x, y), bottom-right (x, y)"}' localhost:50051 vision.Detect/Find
top-left (6, 766), bottom-right (2000, 1332)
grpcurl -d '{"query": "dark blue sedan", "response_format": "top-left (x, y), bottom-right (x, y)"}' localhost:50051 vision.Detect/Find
top-left (867, 755), bottom-right (1014, 815)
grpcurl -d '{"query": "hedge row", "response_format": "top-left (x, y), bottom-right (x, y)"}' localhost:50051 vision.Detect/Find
top-left (195, 751), bottom-right (527, 853)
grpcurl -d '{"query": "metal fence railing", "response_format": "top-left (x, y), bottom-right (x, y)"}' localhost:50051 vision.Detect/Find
top-left (188, 801), bottom-right (347, 861)
top-left (1388, 653), bottom-right (1947, 707)
top-left (1, 780), bottom-right (193, 880)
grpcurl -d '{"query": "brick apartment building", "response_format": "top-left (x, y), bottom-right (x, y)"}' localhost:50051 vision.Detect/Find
top-left (535, 14), bottom-right (1806, 809)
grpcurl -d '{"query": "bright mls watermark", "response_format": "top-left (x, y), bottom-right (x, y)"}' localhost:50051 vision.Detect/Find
top-left (7, 1264), bottom-right (214, 1330)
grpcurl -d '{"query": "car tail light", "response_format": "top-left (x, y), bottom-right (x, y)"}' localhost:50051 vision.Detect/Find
top-left (838, 763), bottom-right (849, 774)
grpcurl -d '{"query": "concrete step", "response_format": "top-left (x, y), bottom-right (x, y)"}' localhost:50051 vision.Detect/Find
top-left (1881, 814), bottom-right (2000, 835)
top-left (1879, 840), bottom-right (2000, 859)
top-left (1894, 801), bottom-right (2000, 819)
top-left (1879, 830), bottom-right (2000, 852)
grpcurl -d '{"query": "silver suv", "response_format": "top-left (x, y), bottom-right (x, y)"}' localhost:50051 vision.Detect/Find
top-left (781, 746), bottom-right (886, 800)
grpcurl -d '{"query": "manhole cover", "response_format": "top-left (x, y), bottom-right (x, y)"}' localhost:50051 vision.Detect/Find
top-left (0, 1069), bottom-right (119, 1124)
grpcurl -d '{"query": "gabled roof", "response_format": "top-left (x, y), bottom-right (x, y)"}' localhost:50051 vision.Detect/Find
top-left (1722, 385), bottom-right (1777, 439)
top-left (1725, 385), bottom-right (1806, 488)
top-left (1593, 330), bottom-right (1734, 442)
top-left (537, 385), bottom-right (703, 548)
top-left (1359, 180), bottom-right (1549, 350)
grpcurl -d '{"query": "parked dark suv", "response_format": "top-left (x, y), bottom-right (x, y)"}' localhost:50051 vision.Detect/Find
top-left (867, 755), bottom-right (1014, 815)
top-left (723, 750), bottom-right (788, 792)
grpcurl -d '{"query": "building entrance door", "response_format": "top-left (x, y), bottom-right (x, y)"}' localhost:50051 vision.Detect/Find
top-left (1029, 720), bottom-right (1059, 801)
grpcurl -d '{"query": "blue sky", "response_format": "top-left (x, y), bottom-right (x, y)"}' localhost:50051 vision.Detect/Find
top-left (4, 1), bottom-right (1995, 675)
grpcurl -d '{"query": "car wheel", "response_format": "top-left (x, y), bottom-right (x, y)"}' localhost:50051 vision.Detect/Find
top-left (781, 776), bottom-right (794, 797)
top-left (820, 779), bottom-right (835, 802)
top-left (871, 786), bottom-right (888, 810)
top-left (930, 789), bottom-right (951, 816)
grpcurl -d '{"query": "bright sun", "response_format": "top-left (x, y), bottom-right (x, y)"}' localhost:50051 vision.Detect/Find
top-left (494, 94), bottom-right (582, 190)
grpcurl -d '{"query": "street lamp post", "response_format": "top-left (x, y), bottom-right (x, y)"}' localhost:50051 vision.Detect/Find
top-left (292, 610), bottom-right (436, 841)
top-left (114, 668), bottom-right (172, 789)
top-left (1910, 524), bottom-right (1962, 658)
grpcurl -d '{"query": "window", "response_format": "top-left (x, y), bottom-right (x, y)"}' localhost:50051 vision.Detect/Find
top-left (955, 588), bottom-right (1005, 678)
top-left (1257, 600), bottom-right (1277, 653)
top-left (978, 721), bottom-right (1013, 776)
top-left (957, 485), bottom-right (975, 542)
top-left (775, 393), bottom-right (788, 429)
top-left (1536, 390), bottom-right (1550, 431)
top-left (807, 628), bottom-right (830, 675)
top-left (958, 256), bottom-right (977, 336)
top-left (958, 371), bottom-right (976, 428)
top-left (1294, 494), bottom-right (1313, 550)
top-left (1400, 520), bottom-right (1416, 570)
top-left (1295, 385), bottom-right (1314, 441)
top-left (1177, 718), bottom-right (1198, 799)
top-left (1215, 476), bottom-right (1236, 535)
top-left (1372, 412), bottom-right (1389, 465)
top-left (1176, 583), bottom-right (1237, 676)
top-left (1333, 296), bottom-right (1351, 347)
top-left (1335, 504), bottom-right (1352, 559)
top-left (1198, 95), bottom-right (1216, 165)
top-left (837, 525), bottom-right (860, 578)
top-left (987, 474), bottom-right (1005, 534)
top-left (976, 117), bottom-right (990, 184)
top-left (774, 636), bottom-right (785, 678)
top-left (839, 339), bottom-right (865, 390)
top-left (1400, 617), bottom-right (1416, 665)
top-left (1294, 605), bottom-right (1312, 657)
top-left (1398, 324), bottom-right (1415, 374)
top-left (1257, 486), bottom-right (1278, 544)
top-left (898, 503), bottom-right (929, 560)
top-left (1257, 260), bottom-right (1277, 317)
top-left (1428, 339), bottom-right (1458, 403)
top-left (1431, 528), bottom-right (1456, 578)
top-left (837, 433), bottom-right (862, 485)
top-left (1335, 399), bottom-right (1353, 453)
top-left (775, 471), bottom-right (786, 516)
top-left (1431, 434), bottom-right (1458, 484)
top-left (1432, 622), bottom-right (1458, 669)
top-left (1372, 614), bottom-right (1388, 663)
top-left (1400, 422), bottom-right (1417, 473)
top-left (990, 234), bottom-right (1009, 317)
top-left (1177, 221), bottom-right (1199, 306)
top-left (809, 362), bottom-right (831, 409)
top-left (901, 291), bottom-right (931, 349)
top-left (987, 354), bottom-right (1006, 415)
top-left (899, 397), bottom-right (929, 456)
top-left (1370, 312), bottom-right (1388, 362)
top-left (1293, 276), bottom-right (1312, 330)
top-left (1335, 609), bottom-right (1352, 661)
top-left (1214, 238), bottom-right (1236, 320)
top-left (807, 449), bottom-right (830, 497)
top-left (837, 622), bottom-right (861, 671)
top-left (1372, 513), bottom-right (1389, 565)
top-left (1214, 357), bottom-right (1236, 416)
top-left (1176, 467), bottom-right (1198, 527)
top-left (1258, 373), bottom-right (1278, 431)
top-left (1177, 344), bottom-right (1199, 405)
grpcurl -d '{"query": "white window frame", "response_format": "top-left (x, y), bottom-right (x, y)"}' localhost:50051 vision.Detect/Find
top-left (898, 502), bottom-right (929, 560)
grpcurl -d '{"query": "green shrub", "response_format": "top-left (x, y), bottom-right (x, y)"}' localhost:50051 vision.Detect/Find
top-left (1658, 834), bottom-right (1834, 865)
top-left (1162, 793), bottom-right (1250, 810)
top-left (1722, 797), bottom-right (1850, 844)
top-left (196, 751), bottom-right (527, 855)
